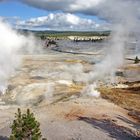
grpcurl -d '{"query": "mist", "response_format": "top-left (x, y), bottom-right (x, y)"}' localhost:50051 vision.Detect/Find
top-left (19, 0), bottom-right (140, 82)
top-left (1, 0), bottom-right (140, 96)
top-left (91, 0), bottom-right (140, 81)
top-left (0, 19), bottom-right (42, 94)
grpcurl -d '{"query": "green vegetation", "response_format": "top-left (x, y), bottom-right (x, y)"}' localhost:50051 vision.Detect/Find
top-left (18, 29), bottom-right (110, 38)
top-left (134, 56), bottom-right (139, 64)
top-left (35, 30), bottom-right (110, 38)
top-left (10, 108), bottom-right (44, 140)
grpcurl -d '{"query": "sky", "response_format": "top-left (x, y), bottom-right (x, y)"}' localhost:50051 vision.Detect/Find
top-left (0, 0), bottom-right (139, 31)
top-left (0, 0), bottom-right (108, 31)
top-left (0, 1), bottom-right (50, 20)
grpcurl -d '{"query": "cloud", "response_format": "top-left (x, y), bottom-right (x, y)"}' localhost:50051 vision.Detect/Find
top-left (20, 0), bottom-right (104, 14)
top-left (19, 0), bottom-right (140, 81)
top-left (5, 0), bottom-right (140, 30)
top-left (16, 13), bottom-right (109, 31)
top-left (1, 0), bottom-right (140, 82)
top-left (20, 0), bottom-right (140, 22)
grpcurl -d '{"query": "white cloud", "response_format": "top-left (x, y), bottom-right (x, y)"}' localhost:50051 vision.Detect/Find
top-left (20, 0), bottom-right (140, 22)
top-left (17, 13), bottom-right (109, 31)
top-left (68, 0), bottom-right (104, 11)
top-left (3, 0), bottom-right (140, 31)
top-left (3, 0), bottom-right (140, 30)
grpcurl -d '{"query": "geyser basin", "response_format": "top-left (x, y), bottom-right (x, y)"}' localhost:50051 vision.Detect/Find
top-left (1, 53), bottom-right (139, 107)
top-left (0, 52), bottom-right (104, 106)
top-left (0, 53), bottom-right (139, 139)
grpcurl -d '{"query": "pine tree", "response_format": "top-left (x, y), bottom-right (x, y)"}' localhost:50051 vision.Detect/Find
top-left (10, 108), bottom-right (42, 140)
top-left (134, 56), bottom-right (139, 64)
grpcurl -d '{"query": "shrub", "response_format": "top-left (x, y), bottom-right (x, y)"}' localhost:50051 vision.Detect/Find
top-left (10, 108), bottom-right (42, 140)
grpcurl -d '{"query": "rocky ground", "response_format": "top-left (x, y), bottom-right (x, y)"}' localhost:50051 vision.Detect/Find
top-left (0, 52), bottom-right (139, 140)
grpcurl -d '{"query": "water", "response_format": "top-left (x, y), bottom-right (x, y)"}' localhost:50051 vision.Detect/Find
top-left (56, 40), bottom-right (107, 53)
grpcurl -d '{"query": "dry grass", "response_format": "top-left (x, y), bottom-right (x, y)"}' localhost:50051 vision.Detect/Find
top-left (99, 84), bottom-right (140, 112)
top-left (64, 59), bottom-right (87, 64)
top-left (51, 83), bottom-right (84, 104)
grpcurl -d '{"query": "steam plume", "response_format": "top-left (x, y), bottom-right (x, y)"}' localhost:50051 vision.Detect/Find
top-left (0, 19), bottom-right (41, 93)
top-left (19, 0), bottom-right (140, 81)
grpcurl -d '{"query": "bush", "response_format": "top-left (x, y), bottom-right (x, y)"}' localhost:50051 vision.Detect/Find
top-left (10, 108), bottom-right (42, 140)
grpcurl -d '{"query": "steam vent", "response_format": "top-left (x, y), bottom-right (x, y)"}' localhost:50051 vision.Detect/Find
top-left (0, 0), bottom-right (140, 140)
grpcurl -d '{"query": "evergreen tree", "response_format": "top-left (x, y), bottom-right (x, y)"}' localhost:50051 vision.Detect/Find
top-left (134, 56), bottom-right (139, 64)
top-left (10, 108), bottom-right (42, 140)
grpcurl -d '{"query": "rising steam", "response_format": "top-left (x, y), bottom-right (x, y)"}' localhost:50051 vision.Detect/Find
top-left (81, 83), bottom-right (100, 98)
top-left (0, 19), bottom-right (41, 94)
top-left (17, 0), bottom-right (140, 82)
top-left (1, 0), bottom-right (140, 99)
top-left (91, 0), bottom-right (140, 82)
